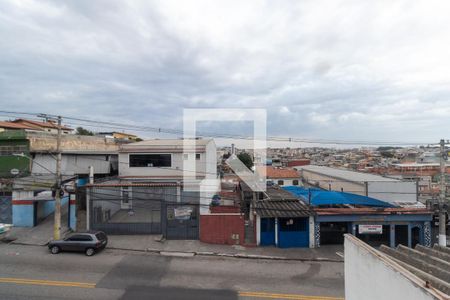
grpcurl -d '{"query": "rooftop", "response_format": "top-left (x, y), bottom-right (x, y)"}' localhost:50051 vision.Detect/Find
top-left (255, 186), bottom-right (314, 218)
top-left (296, 165), bottom-right (401, 182)
top-left (256, 166), bottom-right (299, 179)
top-left (379, 244), bottom-right (450, 296)
top-left (283, 186), bottom-right (396, 208)
top-left (120, 139), bottom-right (213, 151)
top-left (12, 119), bottom-right (73, 131)
top-left (0, 121), bottom-right (38, 130)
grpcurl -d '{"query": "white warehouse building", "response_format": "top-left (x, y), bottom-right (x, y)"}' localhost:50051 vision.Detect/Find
top-left (295, 165), bottom-right (418, 204)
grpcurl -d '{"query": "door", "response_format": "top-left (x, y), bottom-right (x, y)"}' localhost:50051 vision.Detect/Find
top-left (395, 225), bottom-right (409, 247)
top-left (0, 194), bottom-right (12, 224)
top-left (120, 187), bottom-right (132, 210)
top-left (260, 218), bottom-right (275, 246)
top-left (411, 227), bottom-right (421, 248)
top-left (278, 217), bottom-right (309, 248)
top-left (166, 204), bottom-right (198, 240)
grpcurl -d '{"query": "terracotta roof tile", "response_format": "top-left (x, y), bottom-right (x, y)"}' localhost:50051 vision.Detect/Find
top-left (256, 166), bottom-right (299, 179)
top-left (0, 121), bottom-right (37, 130)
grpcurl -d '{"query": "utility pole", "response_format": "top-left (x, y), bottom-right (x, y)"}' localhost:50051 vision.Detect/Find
top-left (438, 139), bottom-right (447, 247)
top-left (54, 116), bottom-right (62, 240)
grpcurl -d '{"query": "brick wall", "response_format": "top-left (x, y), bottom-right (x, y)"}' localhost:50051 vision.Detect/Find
top-left (210, 205), bottom-right (240, 214)
top-left (200, 214), bottom-right (245, 245)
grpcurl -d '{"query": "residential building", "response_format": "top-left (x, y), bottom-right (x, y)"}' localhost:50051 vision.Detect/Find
top-left (256, 166), bottom-right (300, 187)
top-left (85, 138), bottom-right (220, 240)
top-left (0, 130), bottom-right (123, 178)
top-left (284, 186), bottom-right (433, 248)
top-left (0, 130), bottom-right (126, 227)
top-left (97, 132), bottom-right (140, 141)
top-left (11, 119), bottom-right (73, 134)
top-left (255, 187), bottom-right (315, 248)
top-left (0, 121), bottom-right (41, 132)
top-left (286, 159), bottom-right (310, 167)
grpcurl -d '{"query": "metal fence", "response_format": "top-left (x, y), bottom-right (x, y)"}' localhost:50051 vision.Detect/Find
top-left (89, 186), bottom-right (199, 239)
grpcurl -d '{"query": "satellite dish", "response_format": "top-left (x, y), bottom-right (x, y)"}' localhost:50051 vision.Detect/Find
top-left (10, 169), bottom-right (19, 176)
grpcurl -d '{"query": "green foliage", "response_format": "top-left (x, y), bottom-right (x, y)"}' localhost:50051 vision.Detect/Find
top-left (237, 152), bottom-right (253, 169)
top-left (380, 151), bottom-right (394, 158)
top-left (75, 127), bottom-right (94, 136)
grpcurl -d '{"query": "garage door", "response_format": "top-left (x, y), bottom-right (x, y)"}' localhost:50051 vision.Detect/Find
top-left (278, 217), bottom-right (309, 248)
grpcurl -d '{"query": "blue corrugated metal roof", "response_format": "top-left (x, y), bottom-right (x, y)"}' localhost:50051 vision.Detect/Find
top-left (282, 186), bottom-right (396, 208)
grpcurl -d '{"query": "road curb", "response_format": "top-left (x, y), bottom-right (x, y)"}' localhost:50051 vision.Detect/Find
top-left (4, 242), bottom-right (343, 263)
top-left (106, 246), bottom-right (344, 262)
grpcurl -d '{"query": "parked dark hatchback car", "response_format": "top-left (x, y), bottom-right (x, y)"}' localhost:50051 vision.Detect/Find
top-left (48, 231), bottom-right (108, 256)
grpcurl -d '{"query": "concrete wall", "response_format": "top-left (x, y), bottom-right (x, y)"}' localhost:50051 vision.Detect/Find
top-left (300, 170), bottom-right (365, 194)
top-left (12, 190), bottom-right (34, 227)
top-left (368, 181), bottom-right (417, 203)
top-left (32, 154), bottom-right (112, 175)
top-left (36, 196), bottom-right (69, 221)
top-left (200, 214), bottom-right (245, 245)
top-left (345, 235), bottom-right (442, 300)
top-left (12, 203), bottom-right (34, 227)
top-left (28, 132), bottom-right (120, 152)
top-left (267, 178), bottom-right (299, 187)
top-left (301, 169), bottom-right (418, 203)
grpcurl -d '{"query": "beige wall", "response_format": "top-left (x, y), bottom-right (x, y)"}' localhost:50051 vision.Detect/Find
top-left (27, 132), bottom-right (120, 152)
top-left (301, 169), bottom-right (366, 195)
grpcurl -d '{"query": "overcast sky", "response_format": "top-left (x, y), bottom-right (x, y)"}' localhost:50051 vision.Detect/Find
top-left (1, 0), bottom-right (449, 146)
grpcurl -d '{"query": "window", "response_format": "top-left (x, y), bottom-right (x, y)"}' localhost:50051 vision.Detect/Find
top-left (0, 145), bottom-right (27, 156)
top-left (195, 153), bottom-right (201, 160)
top-left (277, 180), bottom-right (284, 185)
top-left (293, 180), bottom-right (299, 186)
top-left (183, 153), bottom-right (189, 160)
top-left (95, 232), bottom-right (107, 241)
top-left (122, 188), bottom-right (130, 203)
top-left (67, 235), bottom-right (92, 241)
top-left (129, 154), bottom-right (171, 167)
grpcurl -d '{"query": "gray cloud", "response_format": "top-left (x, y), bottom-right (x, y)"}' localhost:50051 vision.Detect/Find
top-left (1, 0), bottom-right (450, 144)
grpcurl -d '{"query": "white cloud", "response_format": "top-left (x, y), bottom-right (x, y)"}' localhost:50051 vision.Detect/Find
top-left (0, 0), bottom-right (449, 143)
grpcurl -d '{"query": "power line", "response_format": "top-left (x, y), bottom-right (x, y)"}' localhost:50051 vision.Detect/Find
top-left (0, 110), bottom-right (435, 146)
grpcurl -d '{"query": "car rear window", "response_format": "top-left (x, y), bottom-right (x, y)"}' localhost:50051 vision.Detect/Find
top-left (68, 235), bottom-right (93, 241)
top-left (95, 232), bottom-right (107, 241)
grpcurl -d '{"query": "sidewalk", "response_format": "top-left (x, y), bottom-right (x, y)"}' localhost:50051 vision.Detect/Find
top-left (1, 207), bottom-right (69, 246)
top-left (107, 235), bottom-right (344, 262)
top-left (1, 208), bottom-right (343, 262)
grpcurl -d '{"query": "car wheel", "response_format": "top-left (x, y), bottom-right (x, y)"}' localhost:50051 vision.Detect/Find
top-left (85, 248), bottom-right (95, 256)
top-left (50, 246), bottom-right (60, 254)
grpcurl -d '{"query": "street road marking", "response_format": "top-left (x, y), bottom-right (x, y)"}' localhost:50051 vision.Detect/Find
top-left (0, 277), bottom-right (96, 289)
top-left (239, 291), bottom-right (344, 300)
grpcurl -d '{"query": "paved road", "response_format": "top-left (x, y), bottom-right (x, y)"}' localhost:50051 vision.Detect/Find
top-left (0, 243), bottom-right (344, 300)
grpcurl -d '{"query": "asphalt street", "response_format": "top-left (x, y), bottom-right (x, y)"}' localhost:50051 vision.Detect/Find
top-left (0, 243), bottom-right (344, 300)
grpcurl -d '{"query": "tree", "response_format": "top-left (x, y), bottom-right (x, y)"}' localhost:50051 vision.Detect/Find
top-left (237, 152), bottom-right (253, 169)
top-left (75, 127), bottom-right (94, 136)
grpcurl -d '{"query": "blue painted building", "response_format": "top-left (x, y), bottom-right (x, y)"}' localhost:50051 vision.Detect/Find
top-left (254, 187), bottom-right (315, 248)
top-left (283, 186), bottom-right (433, 248)
top-left (11, 175), bottom-right (76, 229)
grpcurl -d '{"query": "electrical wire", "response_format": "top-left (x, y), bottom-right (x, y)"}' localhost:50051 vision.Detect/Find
top-left (0, 110), bottom-right (437, 146)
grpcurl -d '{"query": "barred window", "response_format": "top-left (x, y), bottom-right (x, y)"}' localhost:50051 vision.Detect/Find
top-left (0, 145), bottom-right (27, 156)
